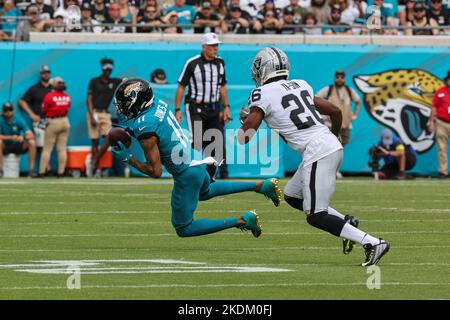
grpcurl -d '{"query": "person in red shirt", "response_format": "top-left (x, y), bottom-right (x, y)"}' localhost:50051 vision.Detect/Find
top-left (38, 77), bottom-right (71, 177)
top-left (429, 71), bottom-right (450, 178)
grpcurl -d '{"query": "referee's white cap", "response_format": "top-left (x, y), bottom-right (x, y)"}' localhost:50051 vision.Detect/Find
top-left (201, 32), bottom-right (221, 45)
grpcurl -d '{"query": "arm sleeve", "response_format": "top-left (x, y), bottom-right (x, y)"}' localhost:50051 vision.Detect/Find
top-left (21, 87), bottom-right (34, 103)
top-left (87, 79), bottom-right (94, 95)
top-left (350, 87), bottom-right (361, 103)
top-left (178, 60), bottom-right (192, 86)
top-left (248, 89), bottom-right (270, 116)
top-left (220, 60), bottom-right (227, 85)
top-left (315, 86), bottom-right (329, 99)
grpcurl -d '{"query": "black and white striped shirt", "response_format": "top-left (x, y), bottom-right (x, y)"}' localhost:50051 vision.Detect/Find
top-left (178, 54), bottom-right (227, 104)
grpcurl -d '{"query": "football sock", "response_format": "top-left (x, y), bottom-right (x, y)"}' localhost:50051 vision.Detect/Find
top-left (327, 207), bottom-right (346, 221)
top-left (175, 218), bottom-right (239, 237)
top-left (340, 223), bottom-right (380, 246)
top-left (199, 181), bottom-right (256, 201)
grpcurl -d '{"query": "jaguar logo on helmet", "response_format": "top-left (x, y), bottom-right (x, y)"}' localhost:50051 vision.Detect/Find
top-left (114, 78), bottom-right (154, 120)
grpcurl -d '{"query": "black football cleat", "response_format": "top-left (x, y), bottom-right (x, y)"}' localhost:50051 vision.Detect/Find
top-left (343, 215), bottom-right (359, 255)
top-left (362, 239), bottom-right (390, 267)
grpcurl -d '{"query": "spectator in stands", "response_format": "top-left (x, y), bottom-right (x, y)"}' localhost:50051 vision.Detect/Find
top-left (118, 0), bottom-right (138, 32)
top-left (362, 0), bottom-right (398, 35)
top-left (39, 77), bottom-right (71, 178)
top-left (257, 0), bottom-right (281, 20)
top-left (54, 0), bottom-right (79, 20)
top-left (279, 5), bottom-right (301, 34)
top-left (137, 4), bottom-right (163, 32)
top-left (138, 0), bottom-right (164, 21)
top-left (164, 0), bottom-right (196, 32)
top-left (224, 4), bottom-right (250, 33)
top-left (0, 103), bottom-right (37, 178)
top-left (193, 1), bottom-right (226, 33)
top-left (228, 0), bottom-right (263, 32)
top-left (399, 0), bottom-right (416, 26)
top-left (48, 12), bottom-right (67, 31)
top-left (427, 0), bottom-right (449, 30)
top-left (285, 0), bottom-right (307, 24)
top-left (87, 58), bottom-right (122, 177)
top-left (323, 4), bottom-right (353, 35)
top-left (91, 0), bottom-right (109, 23)
top-left (15, 4), bottom-right (53, 41)
top-left (35, 0), bottom-right (54, 20)
top-left (0, 0), bottom-right (21, 38)
top-left (310, 0), bottom-right (331, 24)
top-left (367, 0), bottom-right (398, 19)
top-left (303, 11), bottom-right (322, 34)
top-left (80, 2), bottom-right (102, 33)
top-left (150, 68), bottom-right (168, 84)
top-left (103, 2), bottom-right (132, 33)
top-left (405, 1), bottom-right (439, 35)
top-left (261, 9), bottom-right (281, 33)
top-left (238, 0), bottom-right (265, 17)
top-left (428, 71), bottom-right (450, 178)
top-left (161, 9), bottom-right (183, 32)
top-left (330, 0), bottom-right (364, 26)
top-left (210, 0), bottom-right (228, 19)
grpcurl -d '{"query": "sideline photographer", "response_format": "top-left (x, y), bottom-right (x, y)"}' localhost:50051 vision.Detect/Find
top-left (368, 129), bottom-right (417, 180)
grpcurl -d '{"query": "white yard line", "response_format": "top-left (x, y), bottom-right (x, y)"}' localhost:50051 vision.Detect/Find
top-left (0, 230), bottom-right (449, 238)
top-left (0, 282), bottom-right (450, 291)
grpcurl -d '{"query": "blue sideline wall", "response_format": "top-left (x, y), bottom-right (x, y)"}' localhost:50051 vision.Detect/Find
top-left (0, 42), bottom-right (449, 176)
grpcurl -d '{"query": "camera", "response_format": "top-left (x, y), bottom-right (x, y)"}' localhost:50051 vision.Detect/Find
top-left (368, 145), bottom-right (384, 172)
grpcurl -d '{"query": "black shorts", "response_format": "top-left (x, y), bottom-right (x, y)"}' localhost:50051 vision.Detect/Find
top-left (381, 149), bottom-right (416, 178)
top-left (2, 141), bottom-right (27, 155)
top-left (185, 101), bottom-right (221, 151)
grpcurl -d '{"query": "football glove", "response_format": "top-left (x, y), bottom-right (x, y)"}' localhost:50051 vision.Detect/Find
top-left (112, 141), bottom-right (133, 163)
top-left (239, 105), bottom-right (249, 124)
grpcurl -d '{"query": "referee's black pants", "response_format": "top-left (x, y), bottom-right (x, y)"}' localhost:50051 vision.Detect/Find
top-left (186, 102), bottom-right (228, 179)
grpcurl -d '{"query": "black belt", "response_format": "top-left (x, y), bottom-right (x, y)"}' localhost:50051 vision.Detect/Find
top-left (47, 116), bottom-right (66, 119)
top-left (187, 101), bottom-right (219, 110)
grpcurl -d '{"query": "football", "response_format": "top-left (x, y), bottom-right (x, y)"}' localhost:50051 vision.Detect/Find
top-left (108, 127), bottom-right (131, 148)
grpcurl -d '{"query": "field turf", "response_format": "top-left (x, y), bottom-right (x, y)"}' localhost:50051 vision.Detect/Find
top-left (0, 178), bottom-right (449, 300)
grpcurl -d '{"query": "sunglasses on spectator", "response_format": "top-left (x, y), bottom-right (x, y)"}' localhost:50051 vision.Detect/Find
top-left (3, 108), bottom-right (13, 112)
top-left (431, 0), bottom-right (442, 3)
top-left (335, 75), bottom-right (345, 79)
top-left (414, 7), bottom-right (425, 12)
top-left (146, 10), bottom-right (156, 13)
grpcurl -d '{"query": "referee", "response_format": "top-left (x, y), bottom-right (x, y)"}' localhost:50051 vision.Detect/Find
top-left (175, 32), bottom-right (231, 178)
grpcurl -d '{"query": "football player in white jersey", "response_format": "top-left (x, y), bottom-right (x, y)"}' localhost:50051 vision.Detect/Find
top-left (238, 47), bottom-right (390, 266)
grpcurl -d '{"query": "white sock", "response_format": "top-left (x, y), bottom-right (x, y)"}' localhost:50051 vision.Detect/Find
top-left (328, 207), bottom-right (346, 221)
top-left (339, 223), bottom-right (379, 246)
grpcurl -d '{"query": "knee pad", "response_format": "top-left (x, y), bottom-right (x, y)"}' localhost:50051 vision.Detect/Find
top-left (306, 211), bottom-right (345, 237)
top-left (175, 226), bottom-right (190, 238)
top-left (284, 195), bottom-right (303, 211)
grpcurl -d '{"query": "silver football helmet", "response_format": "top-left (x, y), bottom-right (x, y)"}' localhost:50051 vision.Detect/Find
top-left (251, 47), bottom-right (290, 87)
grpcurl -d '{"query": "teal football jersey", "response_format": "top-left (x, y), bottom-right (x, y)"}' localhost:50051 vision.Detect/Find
top-left (129, 98), bottom-right (192, 176)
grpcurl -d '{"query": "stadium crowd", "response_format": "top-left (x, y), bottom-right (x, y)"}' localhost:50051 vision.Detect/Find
top-left (1, 0), bottom-right (449, 40)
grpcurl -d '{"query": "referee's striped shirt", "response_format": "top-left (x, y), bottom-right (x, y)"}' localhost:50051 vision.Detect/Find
top-left (178, 54), bottom-right (227, 104)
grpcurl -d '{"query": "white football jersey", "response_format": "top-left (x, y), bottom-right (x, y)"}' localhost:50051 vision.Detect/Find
top-left (248, 79), bottom-right (342, 166)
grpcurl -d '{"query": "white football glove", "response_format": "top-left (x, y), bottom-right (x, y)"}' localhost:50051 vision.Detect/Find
top-left (239, 105), bottom-right (249, 124)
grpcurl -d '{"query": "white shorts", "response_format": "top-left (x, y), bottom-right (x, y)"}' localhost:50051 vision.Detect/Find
top-left (284, 149), bottom-right (343, 215)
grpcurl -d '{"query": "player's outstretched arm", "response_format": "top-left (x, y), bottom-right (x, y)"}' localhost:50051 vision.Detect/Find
top-left (128, 136), bottom-right (163, 178)
top-left (314, 96), bottom-right (343, 137)
top-left (237, 107), bottom-right (264, 145)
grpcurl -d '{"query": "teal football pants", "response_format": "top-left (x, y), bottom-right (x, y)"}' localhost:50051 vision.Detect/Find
top-left (171, 164), bottom-right (257, 237)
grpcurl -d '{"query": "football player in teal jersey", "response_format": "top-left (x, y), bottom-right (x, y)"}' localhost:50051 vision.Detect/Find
top-left (112, 78), bottom-right (282, 238)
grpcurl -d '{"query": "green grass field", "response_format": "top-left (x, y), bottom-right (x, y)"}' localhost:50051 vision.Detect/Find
top-left (0, 178), bottom-right (449, 300)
